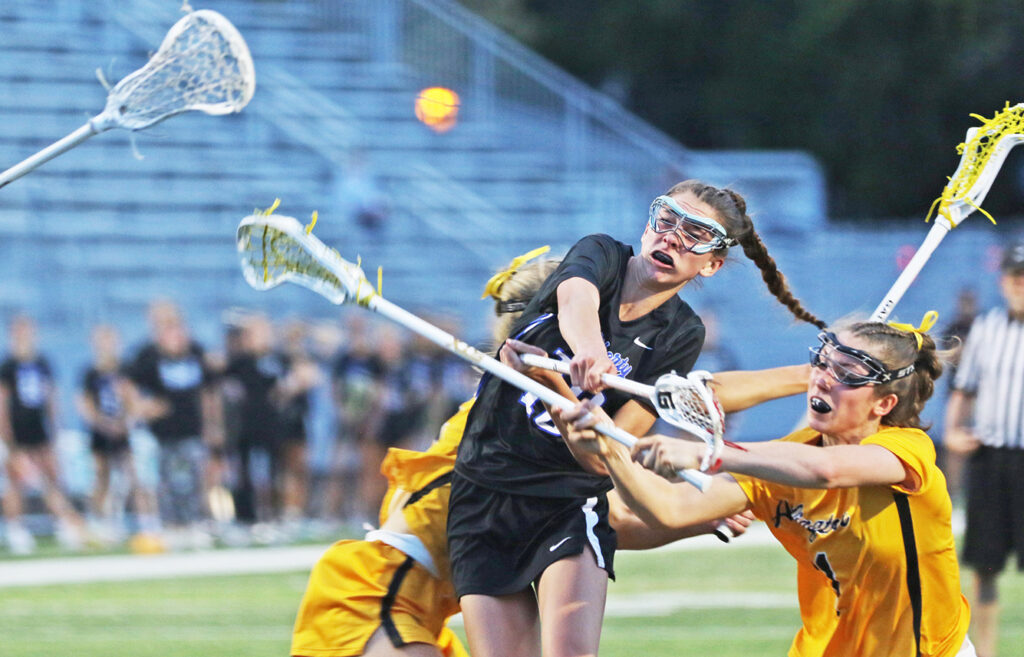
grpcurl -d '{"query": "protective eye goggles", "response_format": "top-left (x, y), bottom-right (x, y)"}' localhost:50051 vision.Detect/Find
top-left (808, 331), bottom-right (914, 387)
top-left (648, 196), bottom-right (736, 254)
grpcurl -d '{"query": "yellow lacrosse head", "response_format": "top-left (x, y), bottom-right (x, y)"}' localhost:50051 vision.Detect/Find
top-left (929, 102), bottom-right (1024, 227)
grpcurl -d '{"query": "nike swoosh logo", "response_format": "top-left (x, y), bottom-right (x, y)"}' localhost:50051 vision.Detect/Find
top-left (633, 337), bottom-right (653, 350)
top-left (548, 536), bottom-right (572, 552)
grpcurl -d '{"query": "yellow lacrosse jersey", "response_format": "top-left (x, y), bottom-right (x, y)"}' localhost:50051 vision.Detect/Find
top-left (378, 399), bottom-right (473, 583)
top-left (291, 401), bottom-right (473, 657)
top-left (734, 426), bottom-right (969, 657)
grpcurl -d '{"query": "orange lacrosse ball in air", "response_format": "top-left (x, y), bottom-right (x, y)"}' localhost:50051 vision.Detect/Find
top-left (415, 86), bottom-right (460, 133)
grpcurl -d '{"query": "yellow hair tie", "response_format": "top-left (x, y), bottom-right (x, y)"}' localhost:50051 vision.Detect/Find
top-left (481, 245), bottom-right (551, 300)
top-left (888, 310), bottom-right (939, 350)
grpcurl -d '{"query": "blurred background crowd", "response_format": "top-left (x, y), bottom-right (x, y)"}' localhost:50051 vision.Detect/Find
top-left (0, 299), bottom-right (480, 554)
top-left (0, 283), bottom-right (987, 556)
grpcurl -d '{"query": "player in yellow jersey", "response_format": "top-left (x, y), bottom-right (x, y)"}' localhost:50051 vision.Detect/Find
top-left (554, 316), bottom-right (974, 657)
top-left (291, 248), bottom-right (809, 657)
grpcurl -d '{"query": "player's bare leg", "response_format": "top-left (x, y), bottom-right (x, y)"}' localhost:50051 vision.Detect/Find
top-left (972, 570), bottom-right (999, 657)
top-left (459, 589), bottom-right (540, 657)
top-left (91, 452), bottom-right (111, 518)
top-left (536, 550), bottom-right (608, 657)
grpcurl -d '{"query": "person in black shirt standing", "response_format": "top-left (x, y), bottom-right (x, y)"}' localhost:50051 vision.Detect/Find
top-left (448, 180), bottom-right (825, 657)
top-left (277, 319), bottom-right (319, 526)
top-left (77, 324), bottom-right (154, 545)
top-left (0, 314), bottom-right (86, 553)
top-left (127, 300), bottom-right (222, 544)
top-left (330, 314), bottom-right (385, 524)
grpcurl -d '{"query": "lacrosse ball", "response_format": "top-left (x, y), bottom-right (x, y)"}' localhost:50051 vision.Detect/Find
top-left (415, 86), bottom-right (460, 133)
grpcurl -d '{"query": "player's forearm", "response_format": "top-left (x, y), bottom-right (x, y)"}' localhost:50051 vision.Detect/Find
top-left (201, 387), bottom-right (225, 446)
top-left (601, 444), bottom-right (719, 530)
top-left (723, 442), bottom-right (904, 488)
top-left (711, 364), bottom-right (810, 413)
top-left (537, 370), bottom-right (609, 475)
top-left (0, 388), bottom-right (15, 445)
top-left (944, 390), bottom-right (973, 430)
top-left (611, 502), bottom-right (710, 549)
top-left (555, 278), bottom-right (604, 354)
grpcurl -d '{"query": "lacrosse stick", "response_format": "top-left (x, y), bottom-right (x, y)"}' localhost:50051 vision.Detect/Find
top-left (235, 210), bottom-right (713, 492)
top-left (871, 102), bottom-right (1024, 321)
top-left (518, 354), bottom-right (724, 468)
top-left (519, 353), bottom-right (734, 541)
top-left (0, 9), bottom-right (255, 189)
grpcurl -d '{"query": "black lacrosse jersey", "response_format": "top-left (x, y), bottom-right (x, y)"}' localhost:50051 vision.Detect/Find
top-left (455, 233), bottom-right (705, 498)
top-left (0, 355), bottom-right (54, 446)
top-left (224, 351), bottom-right (287, 448)
top-left (81, 365), bottom-right (129, 442)
top-left (128, 341), bottom-right (211, 442)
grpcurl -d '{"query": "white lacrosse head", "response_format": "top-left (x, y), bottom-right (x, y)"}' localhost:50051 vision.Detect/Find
top-left (651, 370), bottom-right (725, 471)
top-left (94, 10), bottom-right (255, 132)
top-left (236, 213), bottom-right (372, 306)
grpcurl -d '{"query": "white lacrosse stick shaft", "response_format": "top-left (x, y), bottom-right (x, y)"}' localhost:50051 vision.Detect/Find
top-left (518, 352), bottom-right (729, 537)
top-left (366, 301), bottom-right (710, 492)
top-left (870, 217), bottom-right (951, 321)
top-left (0, 125), bottom-right (98, 189)
top-left (872, 114), bottom-right (1024, 321)
top-left (0, 10), bottom-right (253, 190)
top-left (520, 353), bottom-right (653, 396)
top-left (235, 213), bottom-right (710, 492)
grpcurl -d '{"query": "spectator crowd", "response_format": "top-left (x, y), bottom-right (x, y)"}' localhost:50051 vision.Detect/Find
top-left (0, 300), bottom-right (477, 554)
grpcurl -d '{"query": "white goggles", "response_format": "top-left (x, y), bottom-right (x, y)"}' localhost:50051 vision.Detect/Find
top-left (648, 195), bottom-right (736, 254)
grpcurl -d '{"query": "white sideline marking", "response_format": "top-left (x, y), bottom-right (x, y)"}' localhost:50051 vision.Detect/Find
top-left (0, 525), bottom-right (779, 589)
top-left (0, 545), bottom-right (329, 588)
top-left (4, 512), bottom-right (958, 593)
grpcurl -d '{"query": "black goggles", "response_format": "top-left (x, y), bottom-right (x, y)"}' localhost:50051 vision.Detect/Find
top-left (808, 332), bottom-right (914, 387)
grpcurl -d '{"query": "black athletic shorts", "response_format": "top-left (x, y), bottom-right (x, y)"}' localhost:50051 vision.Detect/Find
top-left (12, 426), bottom-right (48, 448)
top-left (962, 445), bottom-right (1024, 574)
top-left (90, 432), bottom-right (131, 456)
top-left (447, 471), bottom-right (616, 598)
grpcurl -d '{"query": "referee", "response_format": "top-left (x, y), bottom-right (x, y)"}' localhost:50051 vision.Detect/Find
top-left (945, 239), bottom-right (1024, 657)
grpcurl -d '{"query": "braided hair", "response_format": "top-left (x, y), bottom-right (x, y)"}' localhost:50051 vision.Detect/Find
top-left (666, 180), bottom-right (826, 329)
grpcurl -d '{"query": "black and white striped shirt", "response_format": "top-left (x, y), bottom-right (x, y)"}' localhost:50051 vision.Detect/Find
top-left (953, 307), bottom-right (1024, 448)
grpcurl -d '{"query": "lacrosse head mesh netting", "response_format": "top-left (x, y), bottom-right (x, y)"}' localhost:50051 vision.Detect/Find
top-left (96, 9), bottom-right (255, 132)
top-left (930, 102), bottom-right (1024, 227)
top-left (236, 213), bottom-right (371, 306)
top-left (652, 370), bottom-right (724, 471)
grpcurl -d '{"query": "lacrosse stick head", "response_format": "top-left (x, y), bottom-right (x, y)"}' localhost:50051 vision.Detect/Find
top-left (95, 9), bottom-right (255, 132)
top-left (937, 102), bottom-right (1024, 227)
top-left (236, 213), bottom-right (373, 306)
top-left (651, 370), bottom-right (725, 472)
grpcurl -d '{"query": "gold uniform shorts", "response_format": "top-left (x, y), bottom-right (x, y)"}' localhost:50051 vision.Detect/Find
top-left (291, 539), bottom-right (464, 657)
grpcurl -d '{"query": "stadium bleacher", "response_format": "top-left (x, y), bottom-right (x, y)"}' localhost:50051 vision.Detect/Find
top-left (0, 0), bottom-right (1011, 441)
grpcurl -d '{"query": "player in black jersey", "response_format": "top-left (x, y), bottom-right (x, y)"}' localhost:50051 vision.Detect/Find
top-left (0, 315), bottom-right (86, 553)
top-left (77, 324), bottom-right (154, 544)
top-left (127, 300), bottom-right (222, 542)
top-left (448, 180), bottom-right (825, 657)
top-left (278, 320), bottom-right (319, 525)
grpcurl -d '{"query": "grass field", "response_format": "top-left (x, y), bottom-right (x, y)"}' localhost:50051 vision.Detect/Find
top-left (3, 541), bottom-right (1024, 656)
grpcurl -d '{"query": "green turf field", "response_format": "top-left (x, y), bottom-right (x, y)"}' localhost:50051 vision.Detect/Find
top-left (2, 544), bottom-right (1023, 656)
